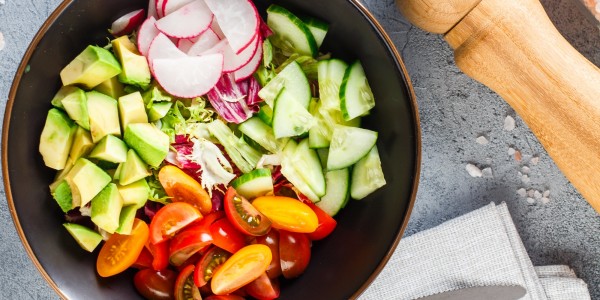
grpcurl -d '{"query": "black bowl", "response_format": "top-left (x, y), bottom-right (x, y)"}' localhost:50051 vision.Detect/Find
top-left (3, 0), bottom-right (420, 299)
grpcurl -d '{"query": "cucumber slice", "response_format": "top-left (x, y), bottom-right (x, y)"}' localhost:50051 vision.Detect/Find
top-left (327, 125), bottom-right (378, 170)
top-left (351, 146), bottom-right (386, 200)
top-left (272, 87), bottom-right (314, 138)
top-left (316, 168), bottom-right (350, 216)
top-left (231, 168), bottom-right (274, 199)
top-left (302, 17), bottom-right (329, 49)
top-left (293, 139), bottom-right (326, 197)
top-left (267, 4), bottom-right (317, 57)
top-left (318, 59), bottom-right (348, 110)
top-left (280, 140), bottom-right (320, 202)
top-left (238, 117), bottom-right (286, 153)
top-left (258, 61), bottom-right (311, 109)
top-left (308, 100), bottom-right (362, 149)
top-left (257, 104), bottom-right (274, 126)
top-left (340, 61), bottom-right (375, 121)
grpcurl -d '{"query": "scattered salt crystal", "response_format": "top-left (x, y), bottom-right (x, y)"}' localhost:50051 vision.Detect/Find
top-left (517, 188), bottom-right (527, 197)
top-left (527, 189), bottom-right (535, 197)
top-left (518, 171), bottom-right (523, 178)
top-left (521, 166), bottom-right (530, 174)
top-left (466, 164), bottom-right (483, 178)
top-left (508, 147), bottom-right (516, 155)
top-left (482, 167), bottom-right (494, 178)
top-left (504, 115), bottom-right (516, 131)
top-left (526, 197), bottom-right (536, 204)
top-left (531, 156), bottom-right (540, 165)
top-left (476, 136), bottom-right (489, 145)
top-left (543, 190), bottom-right (550, 198)
top-left (0, 32), bottom-right (5, 51)
top-left (521, 174), bottom-right (530, 184)
top-left (0, 0), bottom-right (5, 5)
top-left (541, 197), bottom-right (550, 204)
top-left (514, 150), bottom-right (522, 161)
top-left (534, 190), bottom-right (542, 199)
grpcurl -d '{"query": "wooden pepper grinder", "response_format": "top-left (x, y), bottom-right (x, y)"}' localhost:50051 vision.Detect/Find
top-left (398, 0), bottom-right (600, 213)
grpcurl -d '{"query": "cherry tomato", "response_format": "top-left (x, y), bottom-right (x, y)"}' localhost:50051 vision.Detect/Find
top-left (132, 247), bottom-right (154, 269)
top-left (149, 202), bottom-right (203, 244)
top-left (169, 223), bottom-right (213, 266)
top-left (193, 246), bottom-right (231, 287)
top-left (279, 230), bottom-right (311, 279)
top-left (159, 165), bottom-right (212, 215)
top-left (175, 264), bottom-right (202, 300)
top-left (134, 269), bottom-right (177, 300)
top-left (204, 296), bottom-right (245, 300)
top-left (146, 240), bottom-right (170, 271)
top-left (210, 218), bottom-right (247, 253)
top-left (255, 230), bottom-right (282, 279)
top-left (305, 202), bottom-right (337, 240)
top-left (211, 244), bottom-right (272, 295)
top-left (97, 218), bottom-right (149, 277)
top-left (245, 272), bottom-right (280, 300)
top-left (252, 196), bottom-right (318, 233)
top-left (224, 187), bottom-right (272, 236)
top-left (196, 211), bottom-right (226, 229)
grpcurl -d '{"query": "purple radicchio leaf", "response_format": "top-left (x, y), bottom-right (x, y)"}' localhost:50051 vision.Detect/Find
top-left (207, 73), bottom-right (262, 124)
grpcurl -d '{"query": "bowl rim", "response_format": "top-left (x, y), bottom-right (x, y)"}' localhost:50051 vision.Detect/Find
top-left (2, 0), bottom-right (422, 299)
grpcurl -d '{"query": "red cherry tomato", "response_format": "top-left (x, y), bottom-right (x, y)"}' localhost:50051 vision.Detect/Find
top-left (204, 296), bottom-right (245, 300)
top-left (134, 269), bottom-right (177, 300)
top-left (174, 264), bottom-right (202, 300)
top-left (306, 202), bottom-right (337, 240)
top-left (146, 240), bottom-right (170, 271)
top-left (193, 246), bottom-right (231, 287)
top-left (210, 218), bottom-right (247, 253)
top-left (169, 223), bottom-right (213, 266)
top-left (255, 230), bottom-right (282, 279)
top-left (279, 230), bottom-right (311, 279)
top-left (149, 202), bottom-right (203, 244)
top-left (132, 247), bottom-right (154, 269)
top-left (196, 211), bottom-right (226, 229)
top-left (224, 187), bottom-right (271, 236)
top-left (245, 273), bottom-right (280, 300)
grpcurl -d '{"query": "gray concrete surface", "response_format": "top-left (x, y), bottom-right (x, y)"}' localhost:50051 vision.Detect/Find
top-left (1, 0), bottom-right (599, 299)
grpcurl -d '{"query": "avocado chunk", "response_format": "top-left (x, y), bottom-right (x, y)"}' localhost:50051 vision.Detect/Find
top-left (65, 158), bottom-right (112, 207)
top-left (112, 36), bottom-right (151, 89)
top-left (124, 123), bottom-right (169, 168)
top-left (95, 76), bottom-right (125, 99)
top-left (113, 163), bottom-right (123, 180)
top-left (49, 156), bottom-right (76, 193)
top-left (91, 183), bottom-right (124, 234)
top-left (60, 45), bottom-right (122, 89)
top-left (119, 149), bottom-right (151, 186)
top-left (63, 223), bottom-right (103, 252)
top-left (39, 108), bottom-right (77, 170)
top-left (117, 179), bottom-right (150, 208)
top-left (69, 126), bottom-right (95, 162)
top-left (60, 87), bottom-right (89, 130)
top-left (88, 135), bottom-right (128, 163)
top-left (52, 180), bottom-right (74, 213)
top-left (147, 102), bottom-right (173, 122)
top-left (51, 86), bottom-right (81, 109)
top-left (118, 92), bottom-right (149, 131)
top-left (115, 205), bottom-right (138, 235)
top-left (86, 91), bottom-right (121, 142)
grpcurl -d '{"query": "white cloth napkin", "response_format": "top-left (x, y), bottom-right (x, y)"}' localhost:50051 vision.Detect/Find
top-left (360, 202), bottom-right (590, 300)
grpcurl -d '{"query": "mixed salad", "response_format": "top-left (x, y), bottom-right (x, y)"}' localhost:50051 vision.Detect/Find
top-left (38, 0), bottom-right (386, 299)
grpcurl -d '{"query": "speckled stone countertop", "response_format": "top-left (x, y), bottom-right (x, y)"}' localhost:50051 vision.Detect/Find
top-left (1, 0), bottom-right (599, 299)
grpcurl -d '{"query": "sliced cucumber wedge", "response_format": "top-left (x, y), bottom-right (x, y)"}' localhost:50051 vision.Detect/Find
top-left (316, 168), bottom-right (350, 216)
top-left (293, 139), bottom-right (326, 197)
top-left (267, 4), bottom-right (318, 57)
top-left (272, 87), bottom-right (314, 138)
top-left (239, 117), bottom-right (286, 153)
top-left (232, 168), bottom-right (274, 199)
top-left (309, 100), bottom-right (361, 149)
top-left (327, 125), bottom-right (378, 170)
top-left (351, 146), bottom-right (386, 200)
top-left (340, 60), bottom-right (375, 121)
top-left (280, 140), bottom-right (320, 202)
top-left (258, 61), bottom-right (311, 109)
top-left (257, 104), bottom-right (274, 126)
top-left (302, 16), bottom-right (329, 49)
top-left (318, 59), bottom-right (348, 110)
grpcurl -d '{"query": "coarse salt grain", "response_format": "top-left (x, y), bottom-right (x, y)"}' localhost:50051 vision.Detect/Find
top-left (541, 197), bottom-right (550, 204)
top-left (543, 190), bottom-right (550, 198)
top-left (482, 167), bottom-right (493, 178)
top-left (526, 197), bottom-right (536, 204)
top-left (0, 32), bottom-right (5, 51)
top-left (517, 188), bottom-right (527, 197)
top-left (534, 190), bottom-right (542, 199)
top-left (504, 115), bottom-right (516, 131)
top-left (508, 147), bottom-right (516, 155)
top-left (476, 135), bottom-right (489, 145)
top-left (522, 174), bottom-right (530, 184)
top-left (466, 164), bottom-right (483, 178)
top-left (521, 166), bottom-right (530, 174)
top-left (531, 156), bottom-right (539, 165)
top-left (0, 0), bottom-right (4, 5)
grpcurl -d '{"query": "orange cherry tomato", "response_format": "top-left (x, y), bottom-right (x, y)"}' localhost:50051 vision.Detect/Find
top-left (97, 218), bottom-right (149, 277)
top-left (149, 202), bottom-right (203, 244)
top-left (252, 196), bottom-right (319, 233)
top-left (211, 244), bottom-right (272, 295)
top-left (158, 165), bottom-right (212, 215)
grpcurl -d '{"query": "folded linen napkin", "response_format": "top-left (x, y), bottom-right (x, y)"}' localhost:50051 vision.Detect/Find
top-left (360, 202), bottom-right (590, 300)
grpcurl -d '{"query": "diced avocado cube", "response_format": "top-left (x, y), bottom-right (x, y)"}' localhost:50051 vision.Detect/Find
top-left (63, 223), bottom-right (103, 252)
top-left (124, 123), bottom-right (169, 168)
top-left (91, 183), bottom-right (124, 234)
top-left (115, 205), bottom-right (138, 235)
top-left (118, 92), bottom-right (149, 131)
top-left (119, 149), bottom-right (151, 186)
top-left (60, 87), bottom-right (89, 130)
top-left (88, 135), bottom-right (128, 163)
top-left (49, 156), bottom-right (76, 193)
top-left (95, 76), bottom-right (125, 99)
top-left (113, 163), bottom-right (123, 180)
top-left (51, 86), bottom-right (81, 109)
top-left (117, 179), bottom-right (150, 208)
top-left (60, 45), bottom-right (122, 89)
top-left (69, 126), bottom-right (95, 162)
top-left (65, 158), bottom-right (112, 207)
top-left (39, 108), bottom-right (77, 170)
top-left (112, 36), bottom-right (151, 89)
top-left (147, 101), bottom-right (173, 122)
top-left (86, 91), bottom-right (121, 142)
top-left (142, 84), bottom-right (172, 104)
top-left (52, 180), bottom-right (74, 213)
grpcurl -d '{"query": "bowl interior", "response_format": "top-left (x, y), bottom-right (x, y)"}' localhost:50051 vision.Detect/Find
top-left (4, 0), bottom-right (420, 299)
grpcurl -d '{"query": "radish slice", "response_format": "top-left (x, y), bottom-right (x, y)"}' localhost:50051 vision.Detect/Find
top-left (186, 29), bottom-right (220, 56)
top-left (137, 16), bottom-right (160, 56)
top-left (156, 0), bottom-right (166, 18)
top-left (164, 0), bottom-right (195, 16)
top-left (204, 0), bottom-right (259, 54)
top-left (110, 9), bottom-right (145, 36)
top-left (234, 39), bottom-right (263, 82)
top-left (155, 0), bottom-right (213, 39)
top-left (148, 0), bottom-right (158, 19)
top-left (211, 18), bottom-right (225, 39)
top-left (153, 54), bottom-right (224, 98)
top-left (177, 37), bottom-right (199, 53)
top-left (147, 33), bottom-right (187, 73)
top-left (201, 36), bottom-right (258, 73)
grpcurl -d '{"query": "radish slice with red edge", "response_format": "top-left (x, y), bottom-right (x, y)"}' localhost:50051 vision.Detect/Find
top-left (147, 33), bottom-right (187, 73)
top-left (234, 39), bottom-right (263, 82)
top-left (137, 16), bottom-right (160, 56)
top-left (186, 29), bottom-right (220, 56)
top-left (155, 0), bottom-right (214, 39)
top-left (177, 37), bottom-right (199, 53)
top-left (153, 54), bottom-right (224, 98)
top-left (204, 0), bottom-right (260, 54)
top-left (148, 0), bottom-right (158, 19)
top-left (110, 9), bottom-right (145, 36)
top-left (156, 0), bottom-right (166, 18)
top-left (199, 36), bottom-right (257, 72)
top-left (211, 18), bottom-right (225, 39)
top-left (164, 0), bottom-right (195, 16)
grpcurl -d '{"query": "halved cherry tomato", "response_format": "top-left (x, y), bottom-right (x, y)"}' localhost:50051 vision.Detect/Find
top-left (146, 240), bottom-right (170, 271)
top-left (193, 246), bottom-right (231, 287)
top-left (210, 218), bottom-right (246, 253)
top-left (224, 187), bottom-right (272, 236)
top-left (279, 230), bottom-right (311, 279)
top-left (97, 218), bottom-right (149, 277)
top-left (175, 264), bottom-right (202, 300)
top-left (134, 269), bottom-right (177, 300)
top-left (252, 196), bottom-right (318, 233)
top-left (169, 223), bottom-right (213, 266)
top-left (245, 272), bottom-right (280, 300)
top-left (159, 165), bottom-right (212, 215)
top-left (255, 230), bottom-right (282, 279)
top-left (204, 296), bottom-right (245, 300)
top-left (132, 247), bottom-right (154, 269)
top-left (149, 202), bottom-right (203, 244)
top-left (196, 211), bottom-right (226, 229)
top-left (306, 202), bottom-right (337, 240)
top-left (211, 244), bottom-right (272, 295)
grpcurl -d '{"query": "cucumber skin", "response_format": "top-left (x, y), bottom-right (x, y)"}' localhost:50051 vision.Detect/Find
top-left (267, 4), bottom-right (318, 57)
top-left (339, 61), bottom-right (375, 121)
top-left (232, 168), bottom-right (272, 188)
top-left (316, 168), bottom-right (350, 217)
